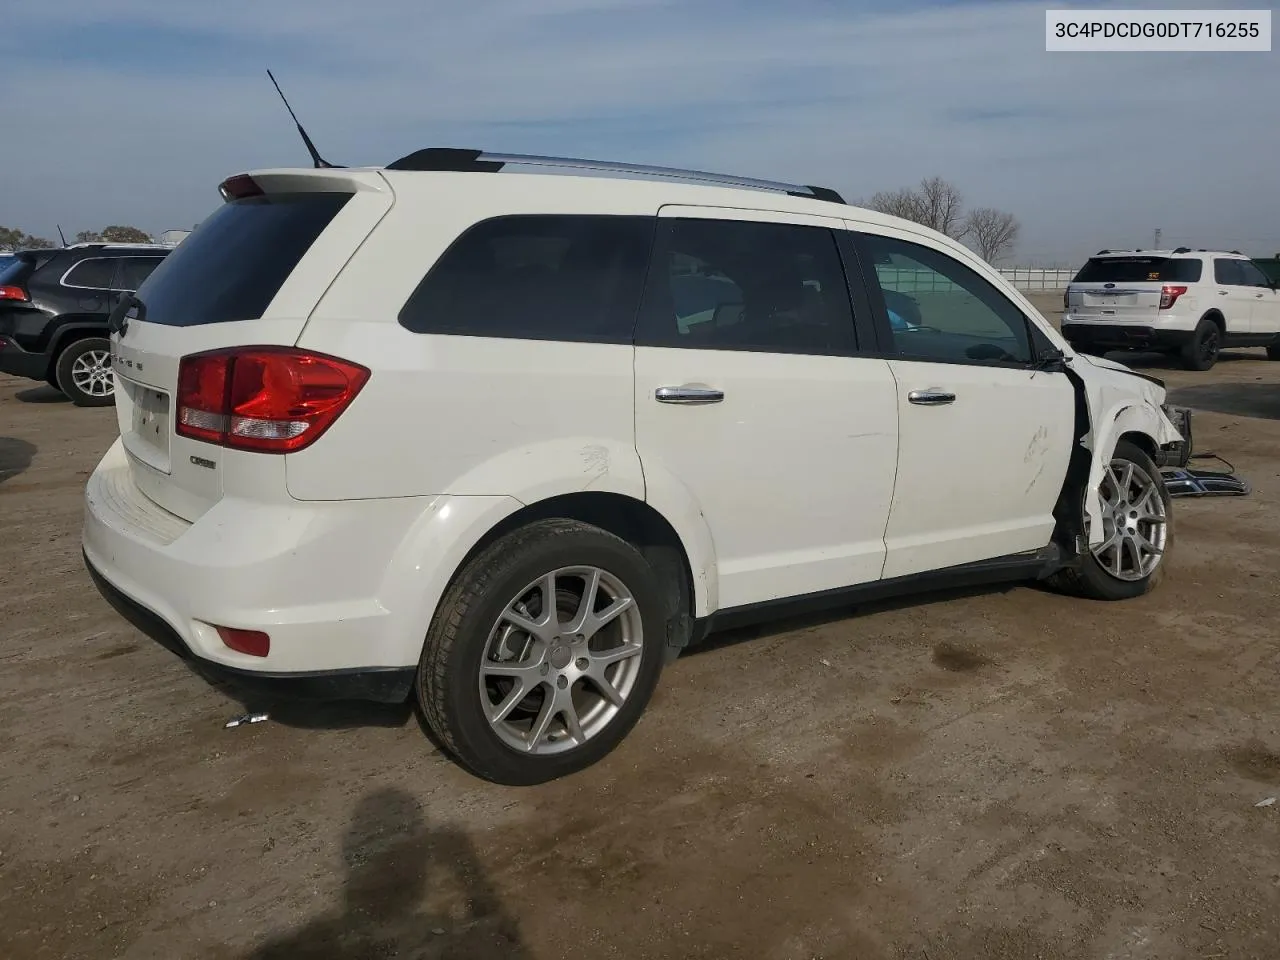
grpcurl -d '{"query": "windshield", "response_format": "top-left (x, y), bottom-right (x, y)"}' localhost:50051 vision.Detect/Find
top-left (133, 191), bottom-right (351, 326)
top-left (1073, 257), bottom-right (1202, 284)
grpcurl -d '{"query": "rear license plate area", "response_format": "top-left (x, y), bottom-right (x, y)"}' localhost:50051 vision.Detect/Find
top-left (119, 376), bottom-right (171, 472)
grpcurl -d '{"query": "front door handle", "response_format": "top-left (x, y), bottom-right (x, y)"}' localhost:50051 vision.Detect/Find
top-left (1219, 290), bottom-right (1229, 295)
top-left (655, 385), bottom-right (724, 405)
top-left (908, 389), bottom-right (956, 406)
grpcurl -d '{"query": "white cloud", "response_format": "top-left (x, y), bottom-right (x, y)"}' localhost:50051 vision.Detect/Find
top-left (2, 0), bottom-right (1276, 262)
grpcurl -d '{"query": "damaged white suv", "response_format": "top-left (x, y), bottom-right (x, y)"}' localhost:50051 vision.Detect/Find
top-left (83, 149), bottom-right (1192, 784)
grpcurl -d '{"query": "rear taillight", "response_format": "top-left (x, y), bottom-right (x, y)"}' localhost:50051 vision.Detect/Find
top-left (1159, 285), bottom-right (1188, 310)
top-left (0, 285), bottom-right (28, 301)
top-left (175, 347), bottom-right (369, 453)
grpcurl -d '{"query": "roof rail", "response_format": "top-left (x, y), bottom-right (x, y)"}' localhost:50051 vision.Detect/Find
top-left (1096, 249), bottom-right (1111, 255)
top-left (1173, 246), bottom-right (1191, 254)
top-left (384, 148), bottom-right (847, 204)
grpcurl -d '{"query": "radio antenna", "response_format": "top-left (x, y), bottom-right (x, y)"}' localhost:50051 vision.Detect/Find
top-left (267, 69), bottom-right (340, 169)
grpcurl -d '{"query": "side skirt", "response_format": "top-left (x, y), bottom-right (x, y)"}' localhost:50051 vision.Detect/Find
top-left (690, 543), bottom-right (1066, 643)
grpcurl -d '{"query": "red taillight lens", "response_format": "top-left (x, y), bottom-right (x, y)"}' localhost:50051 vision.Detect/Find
top-left (1159, 285), bottom-right (1188, 310)
top-left (0, 285), bottom-right (28, 301)
top-left (216, 626), bottom-right (270, 658)
top-left (176, 347), bottom-right (369, 453)
top-left (219, 174), bottom-right (264, 200)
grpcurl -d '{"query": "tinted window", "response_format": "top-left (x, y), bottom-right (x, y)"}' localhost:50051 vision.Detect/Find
top-left (135, 192), bottom-right (351, 327)
top-left (1238, 260), bottom-right (1272, 287)
top-left (62, 258), bottom-right (117, 290)
top-left (398, 215), bottom-right (653, 343)
top-left (1214, 258), bottom-right (1243, 285)
top-left (1073, 257), bottom-right (1202, 283)
top-left (860, 234), bottom-right (1031, 365)
top-left (636, 218), bottom-right (855, 356)
top-left (0, 257), bottom-right (24, 285)
top-left (117, 256), bottom-right (166, 292)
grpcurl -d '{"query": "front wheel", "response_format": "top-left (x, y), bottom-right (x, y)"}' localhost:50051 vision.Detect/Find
top-left (55, 337), bottom-right (115, 406)
top-left (1051, 439), bottom-right (1173, 601)
top-left (418, 519), bottom-right (670, 785)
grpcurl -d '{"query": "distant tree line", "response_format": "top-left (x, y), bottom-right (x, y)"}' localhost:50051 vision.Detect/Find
top-left (862, 176), bottom-right (1021, 264)
top-left (0, 224), bottom-right (154, 251)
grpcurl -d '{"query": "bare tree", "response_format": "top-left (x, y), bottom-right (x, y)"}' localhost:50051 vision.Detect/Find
top-left (868, 177), bottom-right (968, 240)
top-left (963, 207), bottom-right (1021, 263)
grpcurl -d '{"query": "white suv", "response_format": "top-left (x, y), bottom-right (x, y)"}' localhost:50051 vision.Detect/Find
top-left (83, 150), bottom-right (1192, 784)
top-left (1062, 248), bottom-right (1280, 370)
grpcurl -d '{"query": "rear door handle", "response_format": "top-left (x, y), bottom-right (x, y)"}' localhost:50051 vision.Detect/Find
top-left (655, 385), bottom-right (724, 405)
top-left (908, 389), bottom-right (956, 406)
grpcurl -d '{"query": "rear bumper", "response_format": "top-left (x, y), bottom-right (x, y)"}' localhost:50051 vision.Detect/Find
top-left (81, 437), bottom-right (457, 698)
top-left (84, 553), bottom-right (415, 702)
top-left (1061, 322), bottom-right (1193, 352)
top-left (0, 336), bottom-right (49, 379)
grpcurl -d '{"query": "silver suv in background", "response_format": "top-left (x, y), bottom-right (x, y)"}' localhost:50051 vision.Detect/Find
top-left (1061, 248), bottom-right (1280, 370)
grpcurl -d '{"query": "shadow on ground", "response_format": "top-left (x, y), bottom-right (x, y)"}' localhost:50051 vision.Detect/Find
top-left (1095, 349), bottom-right (1262, 371)
top-left (0, 438), bottom-right (36, 484)
top-left (246, 787), bottom-right (529, 959)
top-left (15, 385), bottom-right (69, 404)
top-left (1167, 382), bottom-right (1280, 421)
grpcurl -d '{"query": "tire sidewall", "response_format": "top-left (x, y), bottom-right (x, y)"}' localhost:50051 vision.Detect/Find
top-left (425, 524), bottom-right (668, 785)
top-left (1076, 440), bottom-right (1173, 600)
top-left (56, 337), bottom-right (115, 406)
top-left (1183, 319), bottom-right (1220, 371)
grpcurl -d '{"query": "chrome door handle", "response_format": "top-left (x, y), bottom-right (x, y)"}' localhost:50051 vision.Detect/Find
top-left (1219, 290), bottom-right (1229, 295)
top-left (908, 389), bottom-right (956, 406)
top-left (655, 385), bottom-right (724, 405)
top-left (1256, 293), bottom-right (1265, 299)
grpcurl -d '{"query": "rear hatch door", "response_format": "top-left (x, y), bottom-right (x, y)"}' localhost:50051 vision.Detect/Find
top-left (109, 169), bottom-right (393, 521)
top-left (1066, 255), bottom-right (1199, 322)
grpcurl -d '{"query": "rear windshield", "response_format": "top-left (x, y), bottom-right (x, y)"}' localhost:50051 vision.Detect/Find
top-left (0, 257), bottom-right (24, 285)
top-left (1073, 257), bottom-right (1202, 284)
top-left (133, 191), bottom-right (351, 326)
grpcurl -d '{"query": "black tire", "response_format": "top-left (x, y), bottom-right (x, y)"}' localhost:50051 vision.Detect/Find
top-left (418, 518), bottom-right (670, 785)
top-left (55, 337), bottom-right (115, 407)
top-left (1050, 439), bottom-right (1173, 601)
top-left (1180, 318), bottom-right (1221, 371)
top-left (1267, 343), bottom-right (1280, 361)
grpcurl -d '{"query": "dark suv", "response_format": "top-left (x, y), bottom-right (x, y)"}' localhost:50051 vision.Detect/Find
top-left (0, 243), bottom-right (172, 405)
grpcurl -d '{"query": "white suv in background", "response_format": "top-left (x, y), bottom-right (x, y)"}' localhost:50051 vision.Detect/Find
top-left (84, 150), bottom-right (1191, 784)
top-left (1061, 248), bottom-right (1280, 370)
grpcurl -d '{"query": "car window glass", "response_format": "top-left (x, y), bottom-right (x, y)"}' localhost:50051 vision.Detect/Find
top-left (636, 218), bottom-right (855, 356)
top-left (1214, 259), bottom-right (1243, 285)
top-left (1238, 260), bottom-right (1271, 287)
top-left (1073, 256), bottom-right (1202, 283)
top-left (399, 215), bottom-right (653, 343)
top-left (117, 257), bottom-right (166, 291)
top-left (62, 258), bottom-right (117, 290)
top-left (860, 234), bottom-right (1031, 365)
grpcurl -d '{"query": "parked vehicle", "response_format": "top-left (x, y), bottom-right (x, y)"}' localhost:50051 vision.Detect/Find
top-left (0, 243), bottom-right (173, 404)
top-left (1061, 248), bottom-right (1280, 370)
top-left (83, 150), bottom-right (1192, 784)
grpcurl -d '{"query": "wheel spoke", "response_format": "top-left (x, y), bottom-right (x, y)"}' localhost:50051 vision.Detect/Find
top-left (590, 640), bottom-right (643, 669)
top-left (590, 673), bottom-right (625, 707)
top-left (565, 568), bottom-right (603, 635)
top-left (1122, 534), bottom-right (1143, 574)
top-left (500, 605), bottom-right (555, 644)
top-left (561, 696), bottom-right (586, 744)
top-left (526, 695), bottom-right (558, 751)
top-left (486, 677), bottom-right (531, 724)
top-left (1120, 462), bottom-right (1135, 498)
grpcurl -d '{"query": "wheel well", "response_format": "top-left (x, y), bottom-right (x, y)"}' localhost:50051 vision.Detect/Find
top-left (462, 492), bottom-right (697, 656)
top-left (1117, 431), bottom-right (1158, 461)
top-left (1201, 310), bottom-right (1225, 332)
top-left (45, 327), bottom-right (108, 379)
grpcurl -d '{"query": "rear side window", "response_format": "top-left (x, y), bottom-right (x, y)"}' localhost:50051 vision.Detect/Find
top-left (398, 215), bottom-right (653, 343)
top-left (1213, 259), bottom-right (1243, 285)
top-left (0, 257), bottom-right (26, 285)
top-left (1238, 260), bottom-right (1273, 287)
top-left (134, 192), bottom-right (351, 326)
top-left (62, 258), bottom-right (117, 290)
top-left (117, 256), bottom-right (166, 292)
top-left (1073, 257), bottom-right (1202, 283)
top-left (635, 218), bottom-right (856, 356)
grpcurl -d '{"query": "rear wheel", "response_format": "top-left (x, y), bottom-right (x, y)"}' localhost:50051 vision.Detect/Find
top-left (55, 337), bottom-right (115, 406)
top-left (1051, 440), bottom-right (1173, 601)
top-left (418, 519), bottom-right (670, 785)
top-left (1180, 318), bottom-right (1221, 371)
top-left (1267, 343), bottom-right (1280, 361)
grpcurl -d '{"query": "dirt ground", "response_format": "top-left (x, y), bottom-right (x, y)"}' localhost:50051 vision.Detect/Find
top-left (2, 304), bottom-right (1279, 959)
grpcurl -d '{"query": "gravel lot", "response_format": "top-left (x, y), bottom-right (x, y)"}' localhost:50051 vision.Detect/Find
top-left (3, 302), bottom-right (1279, 960)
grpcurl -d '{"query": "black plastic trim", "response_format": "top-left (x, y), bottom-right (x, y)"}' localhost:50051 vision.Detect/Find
top-left (84, 551), bottom-right (416, 704)
top-left (386, 148), bottom-right (504, 172)
top-left (691, 547), bottom-right (1064, 643)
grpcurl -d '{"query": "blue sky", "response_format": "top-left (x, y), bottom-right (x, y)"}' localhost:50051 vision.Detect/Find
top-left (2, 0), bottom-right (1276, 264)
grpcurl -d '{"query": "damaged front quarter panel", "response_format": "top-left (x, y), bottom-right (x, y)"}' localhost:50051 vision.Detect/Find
top-left (1068, 353), bottom-right (1188, 547)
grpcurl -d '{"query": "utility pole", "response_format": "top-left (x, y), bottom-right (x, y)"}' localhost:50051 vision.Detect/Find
top-left (1154, 228), bottom-right (1162, 250)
